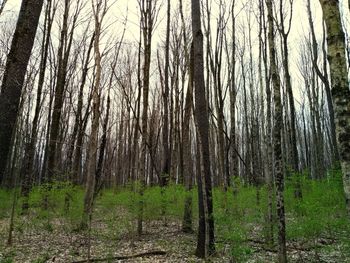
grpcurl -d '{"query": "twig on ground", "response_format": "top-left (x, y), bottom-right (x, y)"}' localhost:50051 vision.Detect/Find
top-left (72, 250), bottom-right (167, 263)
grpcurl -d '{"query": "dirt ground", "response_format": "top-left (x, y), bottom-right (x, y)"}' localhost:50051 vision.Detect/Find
top-left (0, 217), bottom-right (347, 262)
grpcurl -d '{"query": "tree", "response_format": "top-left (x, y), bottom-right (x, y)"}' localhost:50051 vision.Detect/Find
top-left (21, 0), bottom-right (56, 212)
top-left (45, 0), bottom-right (81, 183)
top-left (278, 0), bottom-right (301, 188)
top-left (179, 0), bottom-right (194, 233)
top-left (161, 0), bottom-right (171, 187)
top-left (159, 0), bottom-right (171, 220)
top-left (266, 0), bottom-right (287, 261)
top-left (258, 0), bottom-right (274, 244)
top-left (191, 0), bottom-right (215, 257)
top-left (0, 0), bottom-right (44, 184)
top-left (229, 0), bottom-right (239, 192)
top-left (137, 0), bottom-right (158, 235)
top-left (82, 0), bottom-right (107, 227)
top-left (306, 0), bottom-right (339, 164)
top-left (67, 30), bottom-right (95, 184)
top-left (319, 0), bottom-right (350, 216)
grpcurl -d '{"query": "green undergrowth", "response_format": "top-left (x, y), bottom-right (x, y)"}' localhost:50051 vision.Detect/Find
top-left (0, 170), bottom-right (349, 262)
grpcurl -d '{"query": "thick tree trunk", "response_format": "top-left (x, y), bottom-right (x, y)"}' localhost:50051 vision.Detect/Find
top-left (0, 0), bottom-right (44, 184)
top-left (320, 0), bottom-right (350, 216)
top-left (191, 0), bottom-right (215, 257)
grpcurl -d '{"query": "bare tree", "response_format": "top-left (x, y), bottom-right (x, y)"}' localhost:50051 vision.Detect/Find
top-left (0, 0), bottom-right (44, 184)
top-left (278, 0), bottom-right (300, 180)
top-left (161, 0), bottom-right (171, 187)
top-left (192, 0), bottom-right (215, 257)
top-left (319, 0), bottom-right (350, 217)
top-left (46, 0), bottom-right (82, 182)
top-left (266, 0), bottom-right (287, 261)
top-left (137, 0), bottom-right (158, 236)
top-left (306, 0), bottom-right (339, 164)
top-left (82, 0), bottom-right (107, 227)
top-left (21, 0), bottom-right (56, 212)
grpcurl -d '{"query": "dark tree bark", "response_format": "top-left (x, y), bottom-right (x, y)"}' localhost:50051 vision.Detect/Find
top-left (161, 0), bottom-right (171, 187)
top-left (229, 0), bottom-right (239, 192)
top-left (0, 0), bottom-right (44, 184)
top-left (191, 0), bottom-right (215, 257)
top-left (278, 0), bottom-right (299, 173)
top-left (66, 31), bottom-right (95, 182)
top-left (182, 46), bottom-right (194, 233)
top-left (82, 0), bottom-right (106, 227)
top-left (94, 91), bottom-right (111, 197)
top-left (319, 0), bottom-right (350, 217)
top-left (179, 0), bottom-right (194, 233)
top-left (21, 0), bottom-right (55, 212)
top-left (266, 0), bottom-right (287, 261)
top-left (307, 0), bottom-right (339, 164)
top-left (46, 0), bottom-right (80, 182)
top-left (137, 0), bottom-right (156, 236)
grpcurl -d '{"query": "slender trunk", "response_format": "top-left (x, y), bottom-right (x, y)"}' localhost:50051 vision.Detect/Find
top-left (182, 46), bottom-right (194, 233)
top-left (230, 1), bottom-right (239, 192)
top-left (137, 0), bottom-right (154, 236)
top-left (161, 0), bottom-right (171, 187)
top-left (82, 1), bottom-right (104, 226)
top-left (266, 0), bottom-right (287, 261)
top-left (46, 0), bottom-right (74, 182)
top-left (67, 33), bottom-right (95, 182)
top-left (21, 1), bottom-right (54, 212)
top-left (307, 0), bottom-right (339, 164)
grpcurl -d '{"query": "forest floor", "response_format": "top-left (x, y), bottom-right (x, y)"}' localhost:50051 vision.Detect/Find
top-left (0, 216), bottom-right (348, 263)
top-left (0, 172), bottom-right (350, 262)
top-left (0, 215), bottom-right (348, 263)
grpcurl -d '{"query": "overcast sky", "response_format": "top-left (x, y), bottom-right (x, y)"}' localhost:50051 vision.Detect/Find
top-left (2, 0), bottom-right (349, 49)
top-left (2, 0), bottom-right (349, 105)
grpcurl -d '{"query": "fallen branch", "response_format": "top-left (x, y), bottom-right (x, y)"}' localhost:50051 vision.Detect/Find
top-left (72, 250), bottom-right (167, 263)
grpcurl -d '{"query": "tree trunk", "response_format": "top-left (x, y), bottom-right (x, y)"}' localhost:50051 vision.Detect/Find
top-left (46, 0), bottom-right (76, 182)
top-left (161, 0), bottom-right (171, 187)
top-left (21, 0), bottom-right (54, 212)
top-left (182, 46), bottom-right (194, 233)
top-left (307, 0), bottom-right (339, 164)
top-left (266, 0), bottom-right (287, 261)
top-left (319, 0), bottom-right (350, 217)
top-left (0, 0), bottom-right (44, 184)
top-left (192, 0), bottom-right (215, 257)
top-left (82, 0), bottom-right (105, 227)
top-left (137, 0), bottom-right (154, 236)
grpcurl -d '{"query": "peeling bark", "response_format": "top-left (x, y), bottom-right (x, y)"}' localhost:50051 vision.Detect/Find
top-left (320, 0), bottom-right (350, 216)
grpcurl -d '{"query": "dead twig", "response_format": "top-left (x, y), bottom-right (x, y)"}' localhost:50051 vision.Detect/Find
top-left (72, 250), bottom-right (167, 263)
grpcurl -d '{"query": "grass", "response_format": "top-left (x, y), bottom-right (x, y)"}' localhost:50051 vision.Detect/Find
top-left (0, 170), bottom-right (349, 262)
